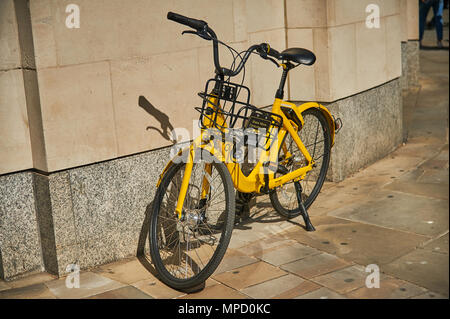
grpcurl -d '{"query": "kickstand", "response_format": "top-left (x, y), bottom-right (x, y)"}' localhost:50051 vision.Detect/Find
top-left (294, 181), bottom-right (316, 232)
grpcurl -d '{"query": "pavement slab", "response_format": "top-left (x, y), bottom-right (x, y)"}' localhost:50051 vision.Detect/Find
top-left (257, 242), bottom-right (320, 266)
top-left (212, 261), bottom-right (286, 290)
top-left (384, 179), bottom-right (449, 200)
top-left (45, 272), bottom-right (125, 299)
top-left (0, 281), bottom-right (10, 292)
top-left (294, 287), bottom-right (347, 299)
top-left (421, 233), bottom-right (449, 254)
top-left (179, 283), bottom-right (248, 299)
top-left (382, 249), bottom-right (449, 296)
top-left (131, 277), bottom-right (186, 299)
top-left (92, 257), bottom-right (157, 285)
top-left (240, 274), bottom-right (306, 299)
top-left (5, 272), bottom-right (56, 289)
top-left (283, 216), bottom-right (428, 265)
top-left (310, 265), bottom-right (369, 294)
top-left (87, 286), bottom-right (153, 299)
top-left (213, 249), bottom-right (258, 274)
top-left (346, 278), bottom-right (427, 299)
top-left (411, 291), bottom-right (448, 299)
top-left (280, 252), bottom-right (351, 279)
top-left (0, 283), bottom-right (56, 299)
top-left (238, 236), bottom-right (297, 256)
top-left (329, 190), bottom-right (449, 237)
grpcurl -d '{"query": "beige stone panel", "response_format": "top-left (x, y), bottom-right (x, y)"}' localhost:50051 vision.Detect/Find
top-left (29, 0), bottom-right (58, 69)
top-left (0, 0), bottom-right (21, 70)
top-left (249, 29), bottom-right (287, 107)
top-left (355, 19), bottom-right (387, 93)
top-left (286, 0), bottom-right (327, 28)
top-left (245, 0), bottom-right (285, 33)
top-left (233, 0), bottom-right (248, 42)
top-left (287, 28), bottom-right (316, 101)
top-left (38, 62), bottom-right (117, 171)
top-left (381, 0), bottom-right (401, 16)
top-left (0, 70), bottom-right (33, 174)
top-left (328, 24), bottom-right (357, 101)
top-left (313, 27), bottom-right (331, 101)
top-left (110, 50), bottom-right (200, 157)
top-left (43, 0), bottom-right (234, 67)
top-left (329, 0), bottom-right (399, 26)
top-left (399, 0), bottom-right (408, 42)
top-left (197, 41), bottom-right (252, 92)
top-left (406, 0), bottom-right (419, 40)
top-left (385, 15), bottom-right (402, 80)
top-left (22, 69), bottom-right (48, 171)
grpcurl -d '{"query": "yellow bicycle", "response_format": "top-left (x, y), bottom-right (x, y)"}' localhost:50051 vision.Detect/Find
top-left (149, 12), bottom-right (341, 290)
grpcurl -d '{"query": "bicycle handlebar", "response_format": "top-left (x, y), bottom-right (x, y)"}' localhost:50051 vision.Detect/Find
top-left (167, 12), bottom-right (281, 77)
top-left (167, 12), bottom-right (207, 31)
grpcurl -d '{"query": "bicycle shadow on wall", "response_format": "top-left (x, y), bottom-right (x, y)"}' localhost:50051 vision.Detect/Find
top-left (136, 96), bottom-right (177, 278)
top-left (138, 95), bottom-right (176, 144)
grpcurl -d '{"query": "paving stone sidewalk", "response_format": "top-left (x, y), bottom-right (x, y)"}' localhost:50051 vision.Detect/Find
top-left (0, 29), bottom-right (448, 300)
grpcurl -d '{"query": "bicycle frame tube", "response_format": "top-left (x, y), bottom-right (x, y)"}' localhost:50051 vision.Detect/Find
top-left (171, 97), bottom-right (319, 215)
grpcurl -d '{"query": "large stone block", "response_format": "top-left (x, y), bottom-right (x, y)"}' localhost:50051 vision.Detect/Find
top-left (0, 172), bottom-right (43, 280)
top-left (406, 40), bottom-right (419, 87)
top-left (285, 0), bottom-right (327, 28)
top-left (385, 15), bottom-right (402, 80)
top-left (328, 0), bottom-right (400, 27)
top-left (0, 69), bottom-right (33, 175)
top-left (29, 0), bottom-right (57, 69)
top-left (110, 50), bottom-right (200, 157)
top-left (406, 0), bottom-right (419, 40)
top-left (328, 23), bottom-right (357, 101)
top-left (29, 0), bottom-right (234, 68)
top-left (34, 147), bottom-right (169, 276)
top-left (0, 0), bottom-right (21, 70)
top-left (287, 28), bottom-right (316, 101)
top-left (324, 79), bottom-right (403, 181)
top-left (249, 28), bottom-right (287, 106)
top-left (355, 19), bottom-right (387, 92)
top-left (37, 61), bottom-right (118, 171)
top-left (245, 0), bottom-right (285, 33)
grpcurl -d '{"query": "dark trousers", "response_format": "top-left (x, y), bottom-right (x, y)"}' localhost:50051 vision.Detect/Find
top-left (419, 0), bottom-right (444, 42)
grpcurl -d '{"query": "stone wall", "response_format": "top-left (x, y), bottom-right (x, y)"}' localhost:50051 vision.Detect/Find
top-left (324, 79), bottom-right (403, 181)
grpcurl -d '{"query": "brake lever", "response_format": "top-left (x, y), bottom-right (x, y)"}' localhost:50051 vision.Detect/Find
top-left (266, 56), bottom-right (280, 67)
top-left (181, 29), bottom-right (212, 41)
top-left (259, 52), bottom-right (279, 68)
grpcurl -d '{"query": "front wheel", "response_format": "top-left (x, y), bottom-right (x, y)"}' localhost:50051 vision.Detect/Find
top-left (149, 149), bottom-right (235, 290)
top-left (270, 108), bottom-right (331, 218)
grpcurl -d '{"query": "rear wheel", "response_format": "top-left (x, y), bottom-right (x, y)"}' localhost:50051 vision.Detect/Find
top-left (270, 108), bottom-right (331, 218)
top-left (149, 149), bottom-right (235, 290)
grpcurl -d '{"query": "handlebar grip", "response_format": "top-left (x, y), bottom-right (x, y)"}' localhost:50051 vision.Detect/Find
top-left (167, 12), bottom-right (207, 30)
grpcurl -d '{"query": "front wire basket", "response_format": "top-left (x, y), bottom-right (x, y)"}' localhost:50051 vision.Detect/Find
top-left (195, 78), bottom-right (283, 152)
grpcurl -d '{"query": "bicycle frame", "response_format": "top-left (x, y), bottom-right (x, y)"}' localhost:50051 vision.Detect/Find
top-left (158, 94), bottom-right (336, 219)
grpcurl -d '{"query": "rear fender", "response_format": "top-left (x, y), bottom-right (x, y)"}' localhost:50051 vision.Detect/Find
top-left (281, 101), bottom-right (336, 147)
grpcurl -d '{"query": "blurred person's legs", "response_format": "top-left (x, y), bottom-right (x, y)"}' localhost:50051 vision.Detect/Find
top-left (434, 0), bottom-right (444, 47)
top-left (420, 0), bottom-right (433, 46)
top-left (419, 0), bottom-right (445, 47)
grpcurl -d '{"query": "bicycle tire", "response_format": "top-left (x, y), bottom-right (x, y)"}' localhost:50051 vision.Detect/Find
top-left (269, 108), bottom-right (331, 218)
top-left (149, 149), bottom-right (235, 290)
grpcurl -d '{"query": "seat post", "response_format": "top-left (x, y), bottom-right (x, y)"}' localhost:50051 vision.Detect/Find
top-left (275, 68), bottom-right (288, 100)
